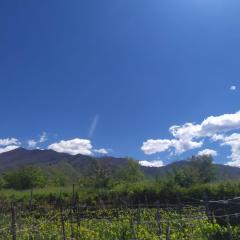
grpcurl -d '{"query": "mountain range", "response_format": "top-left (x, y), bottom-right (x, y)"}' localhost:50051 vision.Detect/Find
top-left (0, 148), bottom-right (240, 181)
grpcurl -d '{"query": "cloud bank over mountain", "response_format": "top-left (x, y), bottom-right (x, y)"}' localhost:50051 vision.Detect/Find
top-left (142, 111), bottom-right (240, 166)
top-left (0, 138), bottom-right (21, 154)
top-left (48, 138), bottom-right (109, 156)
top-left (139, 160), bottom-right (164, 168)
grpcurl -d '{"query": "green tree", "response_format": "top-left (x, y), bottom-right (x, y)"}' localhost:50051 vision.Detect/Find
top-left (86, 159), bottom-right (112, 188)
top-left (189, 155), bottom-right (216, 183)
top-left (0, 178), bottom-right (4, 190)
top-left (52, 173), bottom-right (69, 187)
top-left (117, 158), bottom-right (144, 182)
top-left (171, 167), bottom-right (198, 187)
top-left (169, 155), bottom-right (217, 188)
top-left (3, 167), bottom-right (47, 190)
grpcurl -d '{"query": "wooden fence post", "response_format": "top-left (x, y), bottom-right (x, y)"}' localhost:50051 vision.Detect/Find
top-left (11, 203), bottom-right (17, 240)
top-left (29, 188), bottom-right (33, 210)
top-left (130, 216), bottom-right (137, 240)
top-left (156, 200), bottom-right (162, 236)
top-left (204, 193), bottom-right (210, 220)
top-left (204, 193), bottom-right (213, 240)
top-left (72, 184), bottom-right (75, 205)
top-left (145, 195), bottom-right (149, 208)
top-left (60, 204), bottom-right (66, 240)
top-left (76, 205), bottom-right (81, 240)
top-left (70, 207), bottom-right (75, 240)
top-left (166, 222), bottom-right (171, 240)
top-left (226, 215), bottom-right (233, 240)
top-left (137, 201), bottom-right (141, 226)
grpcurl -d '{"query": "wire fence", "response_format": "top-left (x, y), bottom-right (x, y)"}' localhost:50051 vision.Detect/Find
top-left (1, 193), bottom-right (240, 239)
top-left (0, 200), bottom-right (239, 239)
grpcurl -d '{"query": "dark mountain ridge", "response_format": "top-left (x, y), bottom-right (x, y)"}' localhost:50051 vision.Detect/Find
top-left (0, 148), bottom-right (240, 180)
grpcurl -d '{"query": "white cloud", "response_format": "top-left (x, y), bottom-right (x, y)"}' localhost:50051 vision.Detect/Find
top-left (170, 123), bottom-right (202, 139)
top-left (0, 138), bottom-right (21, 154)
top-left (142, 111), bottom-right (240, 158)
top-left (198, 149), bottom-right (218, 157)
top-left (39, 132), bottom-right (47, 143)
top-left (230, 85), bottom-right (237, 91)
top-left (211, 134), bottom-right (225, 141)
top-left (94, 148), bottom-right (109, 155)
top-left (200, 112), bottom-right (240, 135)
top-left (28, 139), bottom-right (37, 148)
top-left (171, 138), bottom-right (203, 154)
top-left (169, 112), bottom-right (240, 140)
top-left (215, 133), bottom-right (240, 167)
top-left (139, 160), bottom-right (164, 168)
top-left (141, 138), bottom-right (203, 155)
top-left (48, 138), bottom-right (93, 155)
top-left (27, 132), bottom-right (48, 148)
top-left (0, 138), bottom-right (20, 146)
top-left (141, 139), bottom-right (172, 155)
top-left (0, 145), bottom-right (19, 154)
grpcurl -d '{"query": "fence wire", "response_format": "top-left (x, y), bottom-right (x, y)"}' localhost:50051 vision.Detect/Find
top-left (0, 197), bottom-right (240, 239)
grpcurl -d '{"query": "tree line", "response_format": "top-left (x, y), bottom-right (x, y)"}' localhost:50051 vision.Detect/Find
top-left (1, 155), bottom-right (239, 203)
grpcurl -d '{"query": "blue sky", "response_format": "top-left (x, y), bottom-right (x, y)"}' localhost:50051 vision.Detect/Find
top-left (0, 0), bottom-right (240, 166)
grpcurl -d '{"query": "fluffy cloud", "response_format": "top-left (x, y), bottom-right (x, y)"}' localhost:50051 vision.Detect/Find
top-left (230, 85), bottom-right (237, 91)
top-left (28, 132), bottom-right (48, 148)
top-left (142, 138), bottom-right (203, 155)
top-left (0, 138), bottom-right (21, 154)
top-left (28, 139), bottom-right (37, 148)
top-left (48, 138), bottom-right (93, 155)
top-left (200, 112), bottom-right (240, 135)
top-left (170, 123), bottom-right (202, 139)
top-left (171, 139), bottom-right (203, 154)
top-left (0, 138), bottom-right (20, 146)
top-left (139, 160), bottom-right (164, 168)
top-left (0, 145), bottom-right (19, 154)
top-left (94, 148), bottom-right (109, 155)
top-left (198, 149), bottom-right (218, 157)
top-left (141, 139), bottom-right (172, 155)
top-left (142, 111), bottom-right (240, 161)
top-left (169, 112), bottom-right (240, 140)
top-left (214, 133), bottom-right (240, 167)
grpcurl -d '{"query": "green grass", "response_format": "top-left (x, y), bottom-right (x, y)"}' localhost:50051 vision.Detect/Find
top-left (0, 186), bottom-right (73, 200)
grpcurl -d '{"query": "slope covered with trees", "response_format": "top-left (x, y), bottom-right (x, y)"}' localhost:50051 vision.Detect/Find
top-left (1, 152), bottom-right (240, 205)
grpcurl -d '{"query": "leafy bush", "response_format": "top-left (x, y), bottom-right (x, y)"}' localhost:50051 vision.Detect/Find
top-left (3, 167), bottom-right (47, 190)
